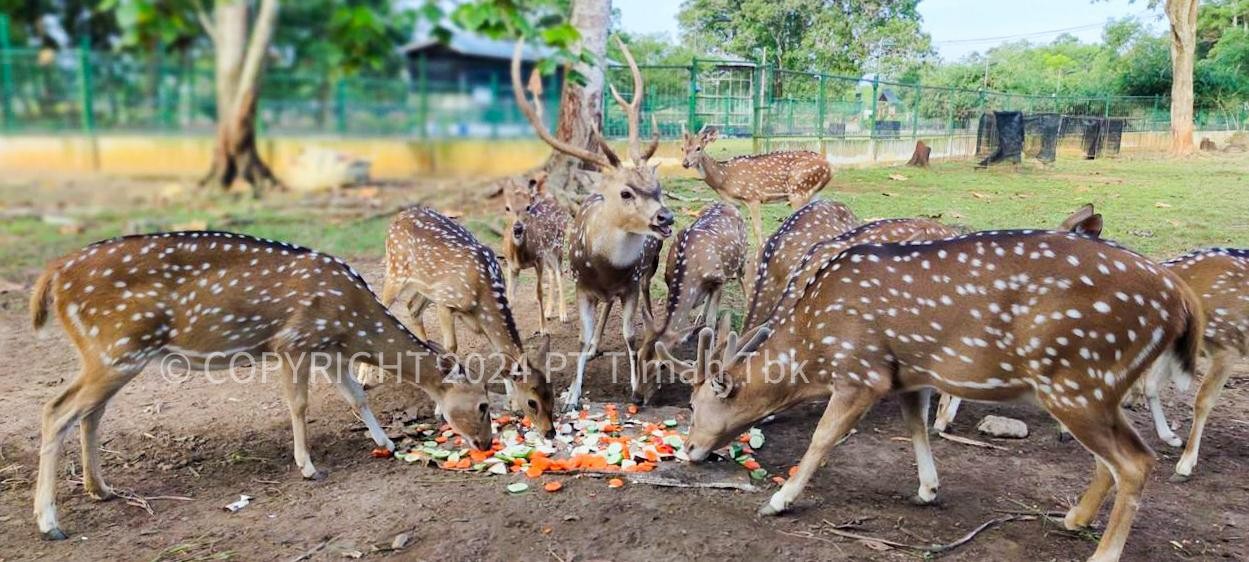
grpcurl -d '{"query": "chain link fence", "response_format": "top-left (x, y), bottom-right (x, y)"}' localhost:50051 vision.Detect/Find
top-left (2, 43), bottom-right (1245, 150)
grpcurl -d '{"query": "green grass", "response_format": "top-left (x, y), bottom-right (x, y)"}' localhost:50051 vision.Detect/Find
top-left (662, 154), bottom-right (1249, 258)
top-left (2, 154), bottom-right (1246, 283)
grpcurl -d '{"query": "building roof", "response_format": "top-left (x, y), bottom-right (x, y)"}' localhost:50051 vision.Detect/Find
top-left (399, 31), bottom-right (554, 61)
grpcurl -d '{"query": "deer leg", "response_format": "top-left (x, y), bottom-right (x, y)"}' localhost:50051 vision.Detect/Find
top-left (621, 292), bottom-right (641, 401)
top-left (505, 263), bottom-right (518, 304)
top-left (331, 358), bottom-right (394, 453)
top-left (554, 264), bottom-right (568, 323)
top-left (566, 292), bottom-right (601, 412)
top-left (35, 360), bottom-right (139, 540)
top-left (406, 293), bottom-right (432, 341)
top-left (591, 298), bottom-right (613, 355)
top-left (534, 262), bottom-right (548, 335)
top-left (932, 394), bottom-right (961, 433)
top-left (760, 385), bottom-right (880, 516)
top-left (1175, 349), bottom-right (1236, 480)
top-left (1054, 409), bottom-right (1154, 562)
top-left (278, 358), bottom-right (323, 480)
top-left (747, 200), bottom-right (764, 249)
top-left (900, 390), bottom-right (940, 505)
top-left (436, 306), bottom-right (458, 355)
top-left (1142, 358), bottom-right (1183, 447)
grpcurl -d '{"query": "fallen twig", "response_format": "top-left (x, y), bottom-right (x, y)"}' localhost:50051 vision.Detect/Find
top-left (819, 514), bottom-right (1034, 555)
top-left (289, 536), bottom-right (334, 562)
top-left (937, 431), bottom-right (1010, 451)
top-left (777, 529), bottom-right (845, 553)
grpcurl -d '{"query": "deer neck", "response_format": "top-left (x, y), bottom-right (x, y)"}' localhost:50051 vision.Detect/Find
top-left (738, 331), bottom-right (833, 415)
top-left (584, 211), bottom-right (648, 269)
top-left (697, 153), bottom-right (728, 191)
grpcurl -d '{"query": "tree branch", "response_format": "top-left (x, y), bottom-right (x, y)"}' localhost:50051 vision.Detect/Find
top-left (194, 0), bottom-right (218, 44)
top-left (230, 0), bottom-right (280, 119)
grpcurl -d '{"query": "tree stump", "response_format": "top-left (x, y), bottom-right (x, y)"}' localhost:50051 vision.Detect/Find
top-left (1199, 137), bottom-right (1217, 151)
top-left (906, 140), bottom-right (931, 167)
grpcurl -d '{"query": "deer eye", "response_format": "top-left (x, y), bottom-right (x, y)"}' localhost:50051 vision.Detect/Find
top-left (527, 399), bottom-right (539, 411)
top-left (620, 189), bottom-right (633, 200)
top-left (478, 403), bottom-right (489, 415)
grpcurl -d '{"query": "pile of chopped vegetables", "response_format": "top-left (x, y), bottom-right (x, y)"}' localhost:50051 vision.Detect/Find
top-left (373, 404), bottom-right (781, 492)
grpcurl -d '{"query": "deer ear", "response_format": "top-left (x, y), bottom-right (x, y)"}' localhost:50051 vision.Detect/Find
top-left (707, 369), bottom-right (734, 398)
top-left (702, 126), bottom-right (719, 144)
top-left (732, 324), bottom-right (772, 363)
top-left (1060, 204), bottom-right (1104, 238)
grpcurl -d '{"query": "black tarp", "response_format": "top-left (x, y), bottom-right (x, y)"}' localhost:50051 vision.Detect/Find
top-left (976, 111), bottom-right (1023, 167)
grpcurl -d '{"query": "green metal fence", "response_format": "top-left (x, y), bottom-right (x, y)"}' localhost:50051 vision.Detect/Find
top-left (0, 41), bottom-right (1245, 143)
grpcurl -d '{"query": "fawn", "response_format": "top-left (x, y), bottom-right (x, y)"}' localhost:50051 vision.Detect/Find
top-left (501, 171), bottom-right (570, 335)
top-left (28, 232), bottom-right (494, 540)
top-left (635, 202), bottom-right (748, 405)
top-left (380, 205), bottom-right (555, 437)
top-left (667, 229), bottom-right (1202, 562)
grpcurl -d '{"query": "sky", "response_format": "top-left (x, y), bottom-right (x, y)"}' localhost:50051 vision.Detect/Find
top-left (616, 0), bottom-right (1165, 61)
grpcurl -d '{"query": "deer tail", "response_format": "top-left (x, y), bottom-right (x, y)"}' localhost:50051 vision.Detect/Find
top-left (30, 266), bottom-right (58, 332)
top-left (1169, 278), bottom-right (1205, 392)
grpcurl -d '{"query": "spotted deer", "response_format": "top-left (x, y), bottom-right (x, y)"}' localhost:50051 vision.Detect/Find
top-left (746, 216), bottom-right (961, 331)
top-left (513, 38), bottom-right (674, 410)
top-left (27, 232), bottom-right (494, 540)
top-left (380, 205), bottom-right (555, 436)
top-left (635, 202), bottom-right (748, 405)
top-left (666, 230), bottom-right (1202, 562)
top-left (932, 204), bottom-right (1105, 432)
top-left (681, 125), bottom-right (832, 247)
top-left (501, 171), bottom-right (570, 335)
top-left (1161, 248), bottom-right (1248, 480)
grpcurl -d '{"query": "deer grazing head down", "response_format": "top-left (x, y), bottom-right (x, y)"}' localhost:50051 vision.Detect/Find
top-left (511, 38), bottom-right (673, 240)
top-left (671, 229), bottom-right (1202, 561)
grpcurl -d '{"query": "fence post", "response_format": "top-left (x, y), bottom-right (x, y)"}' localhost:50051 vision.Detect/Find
top-left (334, 78), bottom-right (347, 135)
top-left (417, 53), bottom-right (428, 139)
top-left (78, 36), bottom-right (99, 170)
top-left (816, 75), bottom-right (826, 155)
top-left (687, 57), bottom-right (698, 131)
top-left (910, 82), bottom-right (920, 142)
top-left (0, 14), bottom-right (15, 130)
top-left (489, 70), bottom-right (500, 139)
top-left (868, 76), bottom-right (879, 161)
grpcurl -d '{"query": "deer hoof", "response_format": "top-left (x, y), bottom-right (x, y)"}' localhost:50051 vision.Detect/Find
top-left (86, 485), bottom-right (115, 502)
top-left (1163, 436), bottom-right (1183, 448)
top-left (758, 493), bottom-right (789, 517)
top-left (43, 528), bottom-right (68, 541)
top-left (304, 468), bottom-right (329, 481)
top-left (909, 493), bottom-right (939, 507)
top-left (1168, 472), bottom-right (1191, 484)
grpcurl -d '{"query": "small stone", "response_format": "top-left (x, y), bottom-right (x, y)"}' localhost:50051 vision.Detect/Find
top-left (391, 532), bottom-right (411, 550)
top-left (976, 415), bottom-right (1029, 439)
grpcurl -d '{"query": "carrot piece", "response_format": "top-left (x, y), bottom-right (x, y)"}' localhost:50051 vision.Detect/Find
top-left (636, 462), bottom-right (656, 472)
top-left (644, 450), bottom-right (659, 462)
top-left (743, 460), bottom-right (761, 471)
top-left (738, 434), bottom-right (751, 443)
top-left (607, 478), bottom-right (625, 488)
top-left (525, 464), bottom-right (544, 478)
top-left (531, 456), bottom-right (551, 473)
top-left (771, 476), bottom-right (786, 485)
top-left (434, 436), bottom-right (448, 444)
top-left (544, 481), bottom-right (563, 492)
top-left (370, 447), bottom-right (392, 459)
top-left (496, 414), bottom-right (512, 425)
top-left (788, 465), bottom-right (800, 477)
top-left (521, 415), bottom-right (533, 428)
top-left (455, 458), bottom-right (472, 469)
top-left (469, 449), bottom-right (492, 464)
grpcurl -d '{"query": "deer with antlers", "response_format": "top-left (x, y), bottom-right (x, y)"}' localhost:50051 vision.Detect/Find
top-left (379, 205), bottom-right (556, 436)
top-left (682, 125), bottom-right (832, 247)
top-left (665, 229), bottom-right (1202, 562)
top-left (27, 231), bottom-right (495, 540)
top-left (501, 171), bottom-right (570, 335)
top-left (635, 202), bottom-right (748, 405)
top-left (513, 38), bottom-right (673, 410)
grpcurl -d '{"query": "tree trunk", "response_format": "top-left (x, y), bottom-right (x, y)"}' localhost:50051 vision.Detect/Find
top-left (200, 0), bottom-right (282, 196)
top-left (1166, 0), bottom-right (1198, 156)
top-left (906, 140), bottom-right (931, 167)
top-left (541, 0), bottom-right (610, 208)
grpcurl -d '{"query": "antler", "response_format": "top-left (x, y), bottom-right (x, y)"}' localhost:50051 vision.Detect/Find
top-left (607, 36), bottom-right (658, 164)
top-left (511, 40), bottom-right (615, 170)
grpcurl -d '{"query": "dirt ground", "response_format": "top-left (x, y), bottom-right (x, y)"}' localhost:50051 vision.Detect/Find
top-left (0, 258), bottom-right (1246, 562)
top-left (1, 171), bottom-right (1247, 561)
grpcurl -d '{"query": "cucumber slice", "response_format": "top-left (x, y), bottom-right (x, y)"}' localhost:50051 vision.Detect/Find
top-left (506, 482), bottom-right (529, 493)
top-left (489, 463), bottom-right (509, 475)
